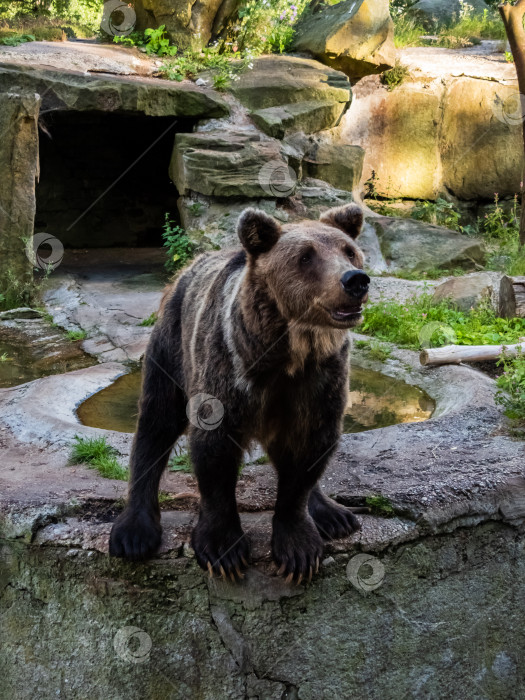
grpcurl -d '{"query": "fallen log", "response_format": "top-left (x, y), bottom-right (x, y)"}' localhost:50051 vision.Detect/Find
top-left (499, 276), bottom-right (525, 318)
top-left (420, 341), bottom-right (525, 367)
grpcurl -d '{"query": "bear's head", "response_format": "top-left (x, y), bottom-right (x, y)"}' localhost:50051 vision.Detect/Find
top-left (237, 204), bottom-right (369, 329)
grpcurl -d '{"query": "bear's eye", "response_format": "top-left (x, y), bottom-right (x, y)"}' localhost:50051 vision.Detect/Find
top-left (345, 247), bottom-right (356, 260)
top-left (299, 249), bottom-right (314, 266)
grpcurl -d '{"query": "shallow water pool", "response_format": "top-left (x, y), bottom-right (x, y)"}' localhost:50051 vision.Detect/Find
top-left (77, 366), bottom-right (435, 435)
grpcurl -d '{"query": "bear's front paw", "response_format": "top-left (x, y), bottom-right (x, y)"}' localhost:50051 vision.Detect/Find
top-left (109, 507), bottom-right (161, 561)
top-left (191, 515), bottom-right (250, 581)
top-left (308, 491), bottom-right (361, 540)
top-left (271, 514), bottom-right (324, 584)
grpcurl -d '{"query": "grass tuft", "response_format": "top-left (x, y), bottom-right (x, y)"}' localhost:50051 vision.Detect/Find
top-left (139, 312), bottom-right (158, 327)
top-left (169, 451), bottom-right (193, 473)
top-left (69, 436), bottom-right (128, 481)
top-left (66, 329), bottom-right (87, 342)
top-left (365, 495), bottom-right (395, 516)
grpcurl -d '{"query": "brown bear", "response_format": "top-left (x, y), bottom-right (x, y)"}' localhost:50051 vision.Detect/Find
top-left (109, 203), bottom-right (370, 583)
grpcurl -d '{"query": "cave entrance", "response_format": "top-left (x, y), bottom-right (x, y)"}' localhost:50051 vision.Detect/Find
top-left (35, 110), bottom-right (194, 250)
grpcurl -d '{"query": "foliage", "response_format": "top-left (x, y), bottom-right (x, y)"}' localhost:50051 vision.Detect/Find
top-left (0, 0), bottom-right (102, 33)
top-left (361, 294), bottom-right (525, 350)
top-left (169, 451), bottom-right (193, 473)
top-left (380, 60), bottom-right (411, 90)
top-left (496, 353), bottom-right (525, 426)
top-left (234, 0), bottom-right (309, 55)
top-left (139, 312), bottom-right (157, 327)
top-left (66, 329), bottom-right (87, 341)
top-left (254, 453), bottom-right (270, 464)
top-left (162, 214), bottom-right (195, 274)
top-left (391, 14), bottom-right (427, 48)
top-left (114, 25), bottom-right (177, 56)
top-left (365, 494), bottom-right (395, 516)
top-left (0, 31), bottom-right (35, 45)
top-left (0, 352), bottom-right (11, 362)
top-left (159, 44), bottom-right (253, 85)
top-left (411, 197), bottom-right (462, 231)
top-left (505, 51), bottom-right (514, 63)
top-left (69, 435), bottom-right (128, 480)
top-left (436, 5), bottom-right (504, 42)
top-left (354, 339), bottom-right (392, 361)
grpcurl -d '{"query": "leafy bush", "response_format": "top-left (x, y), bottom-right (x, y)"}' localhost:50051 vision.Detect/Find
top-left (411, 197), bottom-right (462, 231)
top-left (234, 0), bottom-right (309, 55)
top-left (380, 60), bottom-right (411, 90)
top-left (0, 31), bottom-right (35, 45)
top-left (162, 214), bottom-right (195, 274)
top-left (362, 294), bottom-right (525, 350)
top-left (496, 353), bottom-right (525, 425)
top-left (69, 435), bottom-right (128, 481)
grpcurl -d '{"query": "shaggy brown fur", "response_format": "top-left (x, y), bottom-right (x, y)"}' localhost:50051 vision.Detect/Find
top-left (109, 203), bottom-right (370, 583)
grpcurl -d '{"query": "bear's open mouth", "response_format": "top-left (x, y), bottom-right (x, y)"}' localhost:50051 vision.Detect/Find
top-left (327, 305), bottom-right (363, 323)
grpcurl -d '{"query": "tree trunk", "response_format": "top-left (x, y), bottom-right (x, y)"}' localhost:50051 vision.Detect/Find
top-left (500, 275), bottom-right (525, 317)
top-left (499, 1), bottom-right (525, 246)
top-left (420, 341), bottom-right (525, 366)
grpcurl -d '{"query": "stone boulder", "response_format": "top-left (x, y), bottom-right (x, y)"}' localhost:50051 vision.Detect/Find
top-left (432, 273), bottom-right (494, 311)
top-left (292, 0), bottom-right (396, 80)
top-left (302, 143), bottom-right (364, 193)
top-left (170, 130), bottom-right (294, 198)
top-left (368, 216), bottom-right (485, 272)
top-left (133, 0), bottom-right (241, 50)
top-left (410, 0), bottom-right (489, 27)
top-left (232, 56), bottom-right (351, 140)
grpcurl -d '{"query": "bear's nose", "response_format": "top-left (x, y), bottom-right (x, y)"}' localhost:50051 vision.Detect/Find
top-left (341, 270), bottom-right (370, 298)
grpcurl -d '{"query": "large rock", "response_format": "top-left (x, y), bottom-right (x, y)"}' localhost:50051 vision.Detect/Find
top-left (342, 74), bottom-right (523, 201)
top-left (133, 0), bottom-right (241, 50)
top-left (232, 56), bottom-right (351, 111)
top-left (432, 273), bottom-right (494, 311)
top-left (0, 92), bottom-right (39, 302)
top-left (410, 0), bottom-right (489, 27)
top-left (170, 130), bottom-right (294, 198)
top-left (292, 0), bottom-right (396, 80)
top-left (368, 216), bottom-right (485, 272)
top-left (251, 100), bottom-right (346, 140)
top-left (302, 143), bottom-right (365, 193)
top-left (0, 64), bottom-right (229, 119)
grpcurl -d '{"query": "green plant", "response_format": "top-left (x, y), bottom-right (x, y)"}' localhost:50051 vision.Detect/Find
top-left (505, 50), bottom-right (514, 63)
top-left (391, 13), bottom-right (426, 48)
top-left (162, 214), bottom-right (195, 273)
top-left (66, 329), bottom-right (87, 341)
top-left (365, 494), bottom-right (395, 516)
top-left (139, 312), bottom-right (158, 327)
top-left (368, 341), bottom-right (392, 362)
top-left (411, 197), bottom-right (462, 231)
top-left (0, 352), bottom-right (11, 362)
top-left (188, 201), bottom-right (205, 217)
top-left (169, 451), bottom-right (193, 473)
top-left (234, 0), bottom-right (309, 55)
top-left (143, 24), bottom-right (177, 56)
top-left (380, 60), bottom-right (410, 90)
top-left (69, 435), bottom-right (128, 481)
top-left (0, 32), bottom-right (35, 45)
top-left (254, 453), bottom-right (270, 465)
top-left (361, 294), bottom-right (525, 350)
top-left (496, 352), bottom-right (525, 426)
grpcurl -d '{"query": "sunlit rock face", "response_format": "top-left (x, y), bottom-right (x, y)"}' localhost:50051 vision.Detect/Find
top-left (292, 0), bottom-right (396, 80)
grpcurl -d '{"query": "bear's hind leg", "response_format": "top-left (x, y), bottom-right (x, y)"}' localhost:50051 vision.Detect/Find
top-left (190, 429), bottom-right (250, 580)
top-left (109, 329), bottom-right (188, 561)
top-left (308, 484), bottom-right (360, 540)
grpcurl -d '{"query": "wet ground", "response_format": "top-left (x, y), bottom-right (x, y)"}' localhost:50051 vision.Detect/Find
top-left (77, 365), bottom-right (435, 435)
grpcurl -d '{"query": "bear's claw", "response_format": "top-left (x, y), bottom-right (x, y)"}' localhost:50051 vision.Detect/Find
top-left (109, 508), bottom-right (162, 561)
top-left (272, 514), bottom-right (324, 585)
top-left (192, 518), bottom-right (250, 582)
top-left (309, 492), bottom-right (361, 541)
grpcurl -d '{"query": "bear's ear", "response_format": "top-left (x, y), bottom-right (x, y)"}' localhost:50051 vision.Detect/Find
top-left (320, 203), bottom-right (364, 240)
top-left (237, 208), bottom-right (282, 256)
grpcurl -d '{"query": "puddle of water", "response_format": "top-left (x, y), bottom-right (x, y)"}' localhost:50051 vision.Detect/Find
top-left (77, 367), bottom-right (435, 435)
top-left (0, 336), bottom-right (94, 389)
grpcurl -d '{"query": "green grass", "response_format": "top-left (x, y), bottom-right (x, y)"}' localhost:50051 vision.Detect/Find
top-left (139, 313), bottom-right (158, 327)
top-left (169, 451), bottom-right (193, 473)
top-left (496, 353), bottom-right (525, 437)
top-left (365, 495), bottom-right (395, 517)
top-left (254, 453), bottom-right (270, 465)
top-left (362, 294), bottom-right (525, 350)
top-left (392, 15), bottom-right (427, 48)
top-left (353, 339), bottom-right (392, 361)
top-left (66, 329), bottom-right (87, 342)
top-left (69, 436), bottom-right (128, 481)
top-left (381, 60), bottom-right (411, 90)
